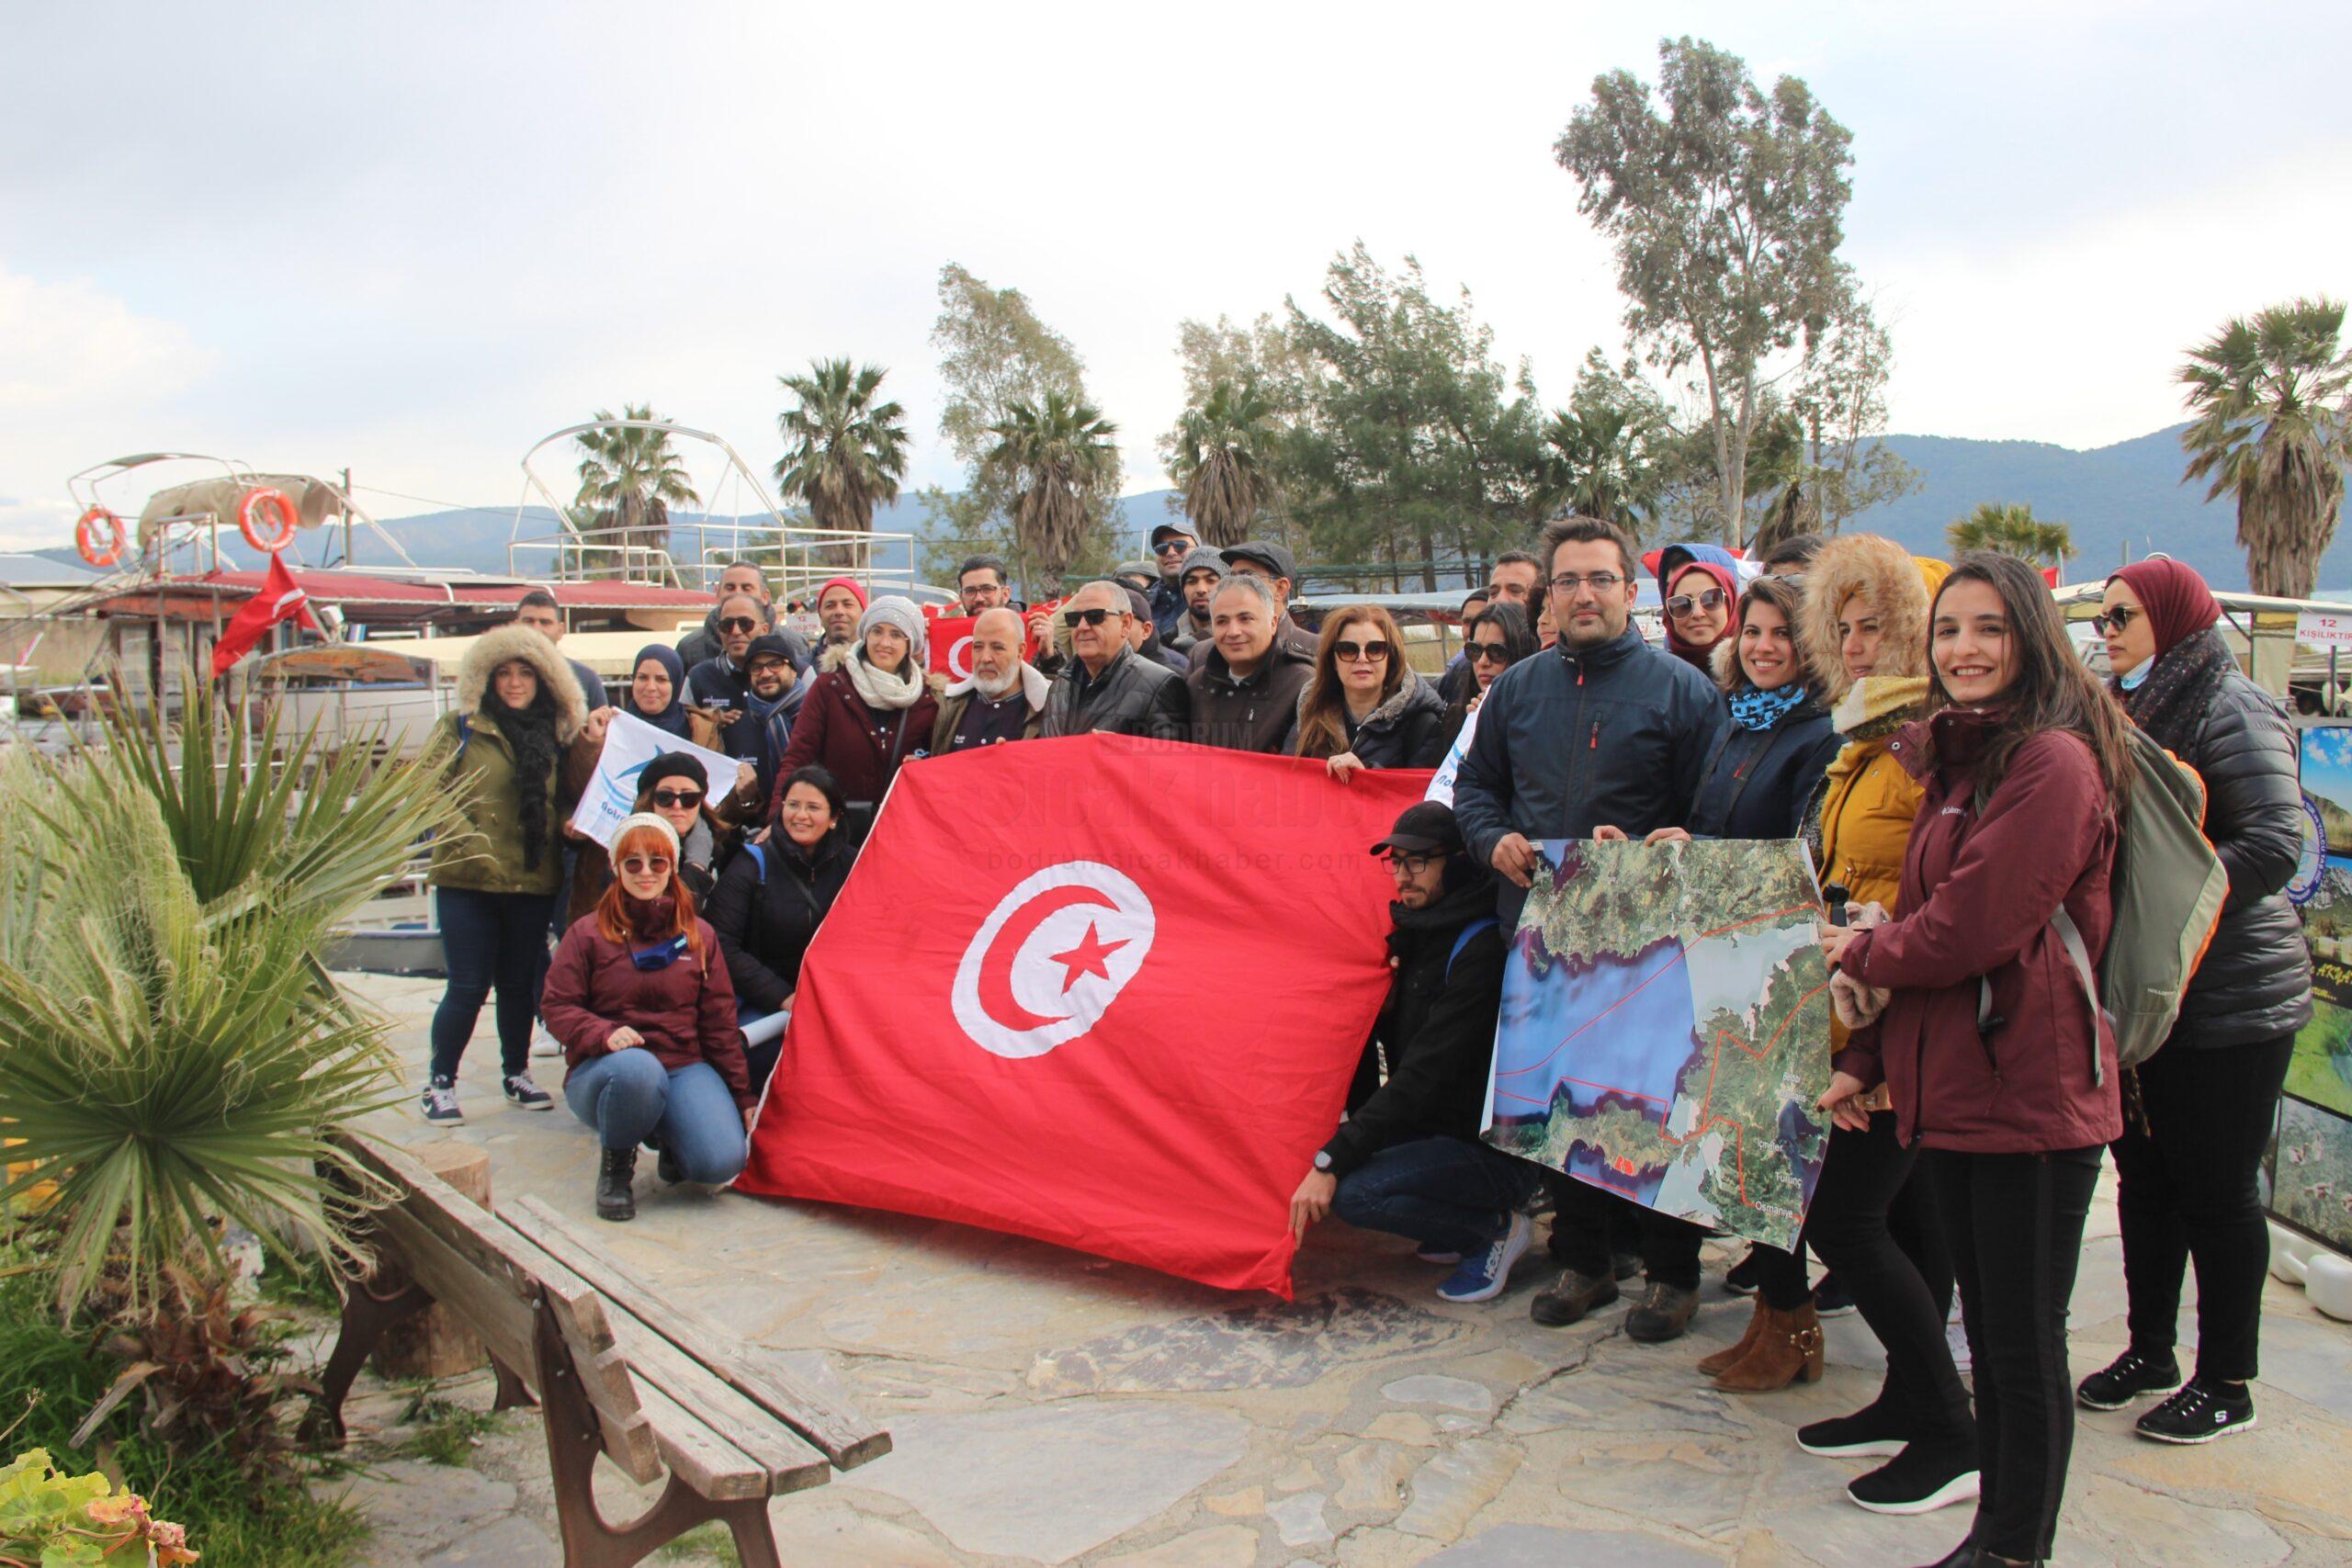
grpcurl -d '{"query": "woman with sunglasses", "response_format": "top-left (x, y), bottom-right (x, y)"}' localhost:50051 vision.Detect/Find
top-left (709, 765), bottom-right (856, 1089)
top-left (1655, 543), bottom-right (1741, 672)
top-left (544, 811), bottom-right (753, 1223)
top-left (1819, 553), bottom-right (2131, 1568)
top-left (561, 751), bottom-right (744, 923)
top-left (2076, 558), bottom-right (2309, 1444)
top-left (1295, 605), bottom-right (1446, 778)
top-left (1440, 604), bottom-right (1533, 750)
top-left (773, 596), bottom-right (939, 833)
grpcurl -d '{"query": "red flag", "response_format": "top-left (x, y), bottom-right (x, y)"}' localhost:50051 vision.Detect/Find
top-left (924, 615), bottom-right (1037, 680)
top-left (210, 552), bottom-right (323, 677)
top-left (736, 737), bottom-right (1432, 1294)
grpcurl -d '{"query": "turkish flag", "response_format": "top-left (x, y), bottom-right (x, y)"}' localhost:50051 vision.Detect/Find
top-left (210, 551), bottom-right (323, 677)
top-left (922, 614), bottom-right (1036, 681)
top-left (736, 737), bottom-right (1432, 1294)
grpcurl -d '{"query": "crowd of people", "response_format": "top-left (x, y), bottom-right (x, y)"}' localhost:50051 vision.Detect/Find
top-left (415, 513), bottom-right (2310, 1568)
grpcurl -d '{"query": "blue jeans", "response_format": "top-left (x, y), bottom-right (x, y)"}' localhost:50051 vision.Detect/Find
top-left (430, 886), bottom-right (556, 1083)
top-left (1333, 1136), bottom-right (1544, 1257)
top-left (564, 1050), bottom-right (748, 1184)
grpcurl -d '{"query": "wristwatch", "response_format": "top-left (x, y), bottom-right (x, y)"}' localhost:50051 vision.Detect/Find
top-left (1313, 1150), bottom-right (1333, 1172)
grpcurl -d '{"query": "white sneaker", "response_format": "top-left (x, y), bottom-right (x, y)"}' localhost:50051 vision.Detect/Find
top-left (530, 1023), bottom-right (562, 1058)
top-left (1436, 1213), bottom-right (1532, 1303)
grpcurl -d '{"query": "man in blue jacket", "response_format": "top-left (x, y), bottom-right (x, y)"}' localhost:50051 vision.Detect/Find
top-left (1451, 513), bottom-right (1728, 1345)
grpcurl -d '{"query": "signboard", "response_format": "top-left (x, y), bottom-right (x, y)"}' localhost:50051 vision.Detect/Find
top-left (2296, 611), bottom-right (2352, 649)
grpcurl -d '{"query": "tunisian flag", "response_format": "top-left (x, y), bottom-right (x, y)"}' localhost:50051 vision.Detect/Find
top-left (209, 551), bottom-right (323, 676)
top-left (736, 736), bottom-right (1430, 1294)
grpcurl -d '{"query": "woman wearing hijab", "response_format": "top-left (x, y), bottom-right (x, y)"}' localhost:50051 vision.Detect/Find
top-left (622, 643), bottom-right (718, 746)
top-left (543, 811), bottom-right (752, 1222)
top-left (773, 595), bottom-right (940, 832)
top-left (1655, 542), bottom-right (1742, 672)
top-left (2076, 558), bottom-right (2312, 1444)
top-left (423, 625), bottom-right (587, 1124)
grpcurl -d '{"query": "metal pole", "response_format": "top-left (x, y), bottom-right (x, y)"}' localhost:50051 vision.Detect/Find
top-left (342, 468), bottom-right (354, 566)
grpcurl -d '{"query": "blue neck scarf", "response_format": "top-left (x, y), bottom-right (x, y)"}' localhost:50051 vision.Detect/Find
top-left (1729, 682), bottom-right (1808, 732)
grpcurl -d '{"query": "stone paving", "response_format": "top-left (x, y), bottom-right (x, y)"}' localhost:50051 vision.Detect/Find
top-left (331, 974), bottom-right (2352, 1566)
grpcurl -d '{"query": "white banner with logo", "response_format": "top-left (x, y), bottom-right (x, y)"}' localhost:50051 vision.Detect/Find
top-left (569, 710), bottom-right (739, 850)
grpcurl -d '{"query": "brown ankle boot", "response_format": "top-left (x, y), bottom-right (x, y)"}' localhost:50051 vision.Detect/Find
top-left (1713, 1301), bottom-right (1824, 1392)
top-left (1698, 1293), bottom-right (1769, 1377)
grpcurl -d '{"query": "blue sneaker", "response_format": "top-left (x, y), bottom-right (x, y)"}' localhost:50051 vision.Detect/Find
top-left (1437, 1213), bottom-right (1532, 1303)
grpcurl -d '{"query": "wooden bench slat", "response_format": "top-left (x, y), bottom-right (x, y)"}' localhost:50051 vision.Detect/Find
top-left (507, 1196), bottom-right (890, 1470)
top-left (604, 1299), bottom-right (831, 1497)
top-left (628, 1378), bottom-right (771, 1503)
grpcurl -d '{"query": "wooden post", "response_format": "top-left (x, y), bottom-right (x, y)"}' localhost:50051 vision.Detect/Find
top-left (371, 1142), bottom-right (492, 1381)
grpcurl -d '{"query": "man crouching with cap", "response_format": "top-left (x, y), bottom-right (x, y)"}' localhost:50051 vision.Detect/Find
top-left (1288, 801), bottom-right (1542, 1303)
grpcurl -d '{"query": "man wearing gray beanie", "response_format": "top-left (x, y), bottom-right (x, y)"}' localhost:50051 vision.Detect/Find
top-left (1168, 546), bottom-right (1227, 656)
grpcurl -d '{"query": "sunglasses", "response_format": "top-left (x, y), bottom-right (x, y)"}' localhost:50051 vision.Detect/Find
top-left (618, 854), bottom-right (673, 875)
top-left (1466, 640), bottom-right (1512, 663)
top-left (1063, 607), bottom-right (1118, 627)
top-left (1153, 539), bottom-right (1193, 555)
top-left (650, 789), bottom-right (702, 809)
top-left (1665, 587), bottom-right (1728, 618)
top-left (718, 616), bottom-right (760, 634)
top-left (1333, 639), bottom-right (1391, 663)
top-left (2090, 607), bottom-right (2139, 636)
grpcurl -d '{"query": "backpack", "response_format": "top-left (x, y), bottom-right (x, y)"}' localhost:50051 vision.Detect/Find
top-left (1447, 918), bottom-right (1498, 979)
top-left (1975, 727), bottom-right (2226, 1079)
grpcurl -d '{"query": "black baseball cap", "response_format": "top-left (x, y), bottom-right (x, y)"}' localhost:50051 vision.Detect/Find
top-left (1372, 801), bottom-right (1465, 857)
top-left (1221, 539), bottom-right (1297, 583)
top-left (1150, 522), bottom-right (1197, 549)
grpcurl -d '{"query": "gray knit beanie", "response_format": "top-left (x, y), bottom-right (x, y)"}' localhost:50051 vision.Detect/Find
top-left (857, 595), bottom-right (928, 663)
top-left (1177, 546), bottom-right (1229, 582)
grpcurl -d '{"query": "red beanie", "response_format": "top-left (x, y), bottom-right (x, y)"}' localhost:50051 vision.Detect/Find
top-left (2108, 559), bottom-right (2221, 662)
top-left (815, 576), bottom-right (868, 610)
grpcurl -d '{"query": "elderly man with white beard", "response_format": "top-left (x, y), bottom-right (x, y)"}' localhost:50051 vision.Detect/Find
top-left (930, 607), bottom-right (1050, 752)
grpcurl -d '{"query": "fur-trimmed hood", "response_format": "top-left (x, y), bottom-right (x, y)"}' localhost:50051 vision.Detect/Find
top-left (1797, 535), bottom-right (1951, 705)
top-left (935, 661), bottom-right (1049, 712)
top-left (455, 624), bottom-right (587, 741)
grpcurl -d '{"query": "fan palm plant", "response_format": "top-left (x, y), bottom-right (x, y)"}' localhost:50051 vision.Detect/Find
top-left (2178, 297), bottom-right (2352, 598)
top-left (1534, 401), bottom-right (1663, 535)
top-left (0, 680), bottom-right (459, 1316)
top-left (774, 359), bottom-right (910, 535)
top-left (1170, 378), bottom-right (1280, 546)
top-left (573, 406), bottom-right (700, 571)
top-left (984, 390), bottom-right (1121, 595)
top-left (1947, 501), bottom-right (2073, 571)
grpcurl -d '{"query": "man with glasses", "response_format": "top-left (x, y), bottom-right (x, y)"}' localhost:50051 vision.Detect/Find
top-left (1451, 514), bottom-right (1728, 1346)
top-left (957, 554), bottom-right (1014, 615)
top-left (1286, 801), bottom-right (1540, 1303)
top-left (1148, 523), bottom-right (1197, 640)
top-left (679, 560), bottom-right (802, 670)
top-left (686, 592), bottom-right (786, 764)
top-left (1187, 573), bottom-right (1313, 752)
top-left (1038, 580), bottom-right (1189, 739)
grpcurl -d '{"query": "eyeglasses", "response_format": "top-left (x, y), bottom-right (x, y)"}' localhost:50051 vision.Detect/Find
top-left (2090, 607), bottom-right (2139, 636)
top-left (1466, 641), bottom-right (1512, 663)
top-left (1549, 572), bottom-right (1623, 595)
top-left (1153, 539), bottom-right (1193, 555)
top-left (618, 854), bottom-right (673, 875)
top-left (1384, 852), bottom-right (1439, 875)
top-left (1333, 639), bottom-right (1390, 663)
top-left (1063, 607), bottom-right (1118, 628)
top-left (718, 616), bottom-right (760, 634)
top-left (650, 789), bottom-right (702, 809)
top-left (1665, 587), bottom-right (1728, 619)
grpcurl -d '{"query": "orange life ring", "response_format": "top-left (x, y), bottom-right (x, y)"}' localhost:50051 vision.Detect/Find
top-left (237, 486), bottom-right (300, 553)
top-left (74, 505), bottom-right (126, 568)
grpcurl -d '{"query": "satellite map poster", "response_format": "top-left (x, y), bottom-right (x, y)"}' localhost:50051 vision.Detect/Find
top-left (2273, 723), bottom-right (2352, 1257)
top-left (1482, 838), bottom-right (1835, 1251)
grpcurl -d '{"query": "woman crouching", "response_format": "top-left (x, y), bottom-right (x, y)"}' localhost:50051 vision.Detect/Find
top-left (542, 811), bottom-right (753, 1221)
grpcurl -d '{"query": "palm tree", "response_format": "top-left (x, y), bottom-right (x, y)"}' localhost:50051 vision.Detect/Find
top-left (983, 390), bottom-right (1121, 595)
top-left (1170, 378), bottom-right (1280, 546)
top-left (773, 359), bottom-right (911, 536)
top-left (1948, 502), bottom-right (2073, 571)
top-left (573, 405), bottom-right (700, 573)
top-left (1534, 402), bottom-right (1663, 535)
top-left (2178, 297), bottom-right (2352, 598)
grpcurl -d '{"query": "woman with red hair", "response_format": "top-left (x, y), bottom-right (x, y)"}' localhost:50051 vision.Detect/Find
top-left (542, 812), bottom-right (753, 1222)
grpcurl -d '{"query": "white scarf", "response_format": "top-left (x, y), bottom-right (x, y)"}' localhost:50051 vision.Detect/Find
top-left (843, 649), bottom-right (924, 711)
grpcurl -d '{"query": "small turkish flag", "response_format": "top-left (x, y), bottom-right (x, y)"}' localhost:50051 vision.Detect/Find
top-left (923, 615), bottom-right (1037, 681)
top-left (210, 552), bottom-right (323, 677)
top-left (736, 736), bottom-right (1432, 1294)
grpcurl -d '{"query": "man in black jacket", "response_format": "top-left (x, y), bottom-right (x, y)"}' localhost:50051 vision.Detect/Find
top-left (1038, 580), bottom-right (1189, 739)
top-left (1451, 513), bottom-right (1729, 1343)
top-left (1289, 803), bottom-right (1541, 1303)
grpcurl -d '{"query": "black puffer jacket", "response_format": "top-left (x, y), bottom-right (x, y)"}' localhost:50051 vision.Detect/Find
top-left (1298, 671), bottom-right (1447, 770)
top-left (1689, 702), bottom-right (1843, 840)
top-left (2163, 670), bottom-right (2313, 1048)
top-left (1320, 874), bottom-right (1503, 1178)
top-left (705, 828), bottom-right (854, 1014)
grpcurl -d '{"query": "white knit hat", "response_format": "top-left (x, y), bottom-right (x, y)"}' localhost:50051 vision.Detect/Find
top-left (610, 811), bottom-right (680, 861)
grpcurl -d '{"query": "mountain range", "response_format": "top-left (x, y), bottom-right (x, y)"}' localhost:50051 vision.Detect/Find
top-left (28, 423), bottom-right (2345, 593)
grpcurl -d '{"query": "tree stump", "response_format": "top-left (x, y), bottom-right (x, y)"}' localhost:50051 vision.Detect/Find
top-left (370, 1142), bottom-right (491, 1381)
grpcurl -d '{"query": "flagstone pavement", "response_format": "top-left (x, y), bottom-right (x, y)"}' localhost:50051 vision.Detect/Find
top-left (334, 974), bottom-right (2352, 1566)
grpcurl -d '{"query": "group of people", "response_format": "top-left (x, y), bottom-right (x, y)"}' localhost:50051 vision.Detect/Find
top-left (417, 512), bottom-right (2309, 1568)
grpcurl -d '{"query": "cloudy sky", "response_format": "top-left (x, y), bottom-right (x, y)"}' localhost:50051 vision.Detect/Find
top-left (4, 1), bottom-right (2347, 553)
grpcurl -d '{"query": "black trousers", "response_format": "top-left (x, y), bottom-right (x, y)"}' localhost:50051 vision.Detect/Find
top-left (1929, 1145), bottom-right (2101, 1564)
top-left (2113, 1034), bottom-right (2293, 1382)
top-left (1544, 1172), bottom-right (1706, 1292)
top-left (1801, 1112), bottom-right (1970, 1445)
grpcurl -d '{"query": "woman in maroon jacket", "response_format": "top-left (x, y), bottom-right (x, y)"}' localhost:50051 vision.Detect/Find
top-left (544, 812), bottom-right (753, 1223)
top-left (772, 595), bottom-right (939, 833)
top-left (1818, 552), bottom-right (2130, 1568)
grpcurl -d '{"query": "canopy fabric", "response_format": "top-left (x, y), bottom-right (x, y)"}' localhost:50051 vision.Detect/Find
top-left (135, 474), bottom-right (344, 550)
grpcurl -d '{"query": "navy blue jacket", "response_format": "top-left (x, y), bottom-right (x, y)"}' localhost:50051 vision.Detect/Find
top-left (1688, 702), bottom-right (1842, 840)
top-left (1452, 626), bottom-right (1727, 922)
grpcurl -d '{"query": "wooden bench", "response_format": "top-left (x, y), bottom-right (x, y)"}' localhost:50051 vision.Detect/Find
top-left (311, 1134), bottom-right (890, 1567)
